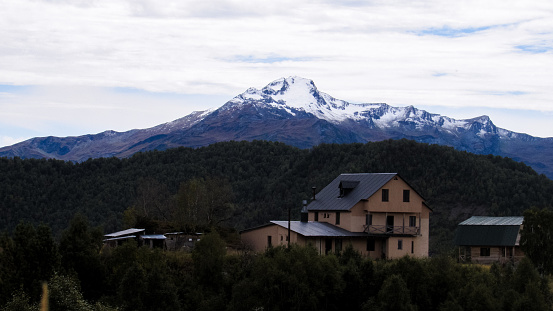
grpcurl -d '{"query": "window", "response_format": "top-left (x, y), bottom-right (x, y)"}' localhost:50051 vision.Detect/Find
top-left (382, 189), bottom-right (389, 202)
top-left (411, 241), bottom-right (414, 254)
top-left (366, 214), bottom-right (373, 225)
top-left (336, 212), bottom-right (341, 225)
top-left (403, 190), bottom-right (410, 202)
top-left (409, 216), bottom-right (416, 227)
top-left (314, 212), bottom-right (319, 221)
top-left (367, 239), bottom-right (375, 252)
top-left (267, 236), bottom-right (272, 247)
top-left (280, 235), bottom-right (283, 241)
top-left (398, 239), bottom-right (403, 250)
top-left (335, 239), bottom-right (342, 253)
top-left (480, 247), bottom-right (490, 257)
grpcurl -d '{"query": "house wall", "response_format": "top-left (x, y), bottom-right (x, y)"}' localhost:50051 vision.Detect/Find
top-left (240, 226), bottom-right (273, 251)
top-left (467, 245), bottom-right (525, 264)
top-left (363, 177), bottom-right (430, 258)
top-left (368, 177), bottom-right (424, 213)
top-left (302, 237), bottom-right (385, 259)
top-left (241, 224), bottom-right (302, 251)
top-left (367, 177), bottom-right (430, 258)
top-left (385, 236), bottom-right (423, 258)
top-left (242, 226), bottom-right (420, 260)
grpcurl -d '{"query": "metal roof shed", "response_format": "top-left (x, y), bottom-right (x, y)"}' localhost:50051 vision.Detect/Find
top-left (455, 216), bottom-right (524, 247)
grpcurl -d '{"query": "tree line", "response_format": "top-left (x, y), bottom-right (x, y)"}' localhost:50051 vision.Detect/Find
top-left (1, 216), bottom-right (551, 311)
top-left (1, 139), bottom-right (553, 254)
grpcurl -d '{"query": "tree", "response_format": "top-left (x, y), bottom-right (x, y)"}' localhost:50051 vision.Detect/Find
top-left (520, 208), bottom-right (553, 274)
top-left (47, 273), bottom-right (118, 311)
top-left (175, 177), bottom-right (235, 231)
top-left (11, 222), bottom-right (60, 300)
top-left (374, 274), bottom-right (417, 311)
top-left (124, 178), bottom-right (174, 232)
top-left (0, 232), bottom-right (17, 305)
top-left (192, 231), bottom-right (227, 291)
top-left (59, 214), bottom-right (105, 300)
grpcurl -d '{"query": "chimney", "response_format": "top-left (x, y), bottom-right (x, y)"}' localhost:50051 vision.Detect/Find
top-left (301, 200), bottom-right (309, 222)
top-left (312, 186), bottom-right (317, 200)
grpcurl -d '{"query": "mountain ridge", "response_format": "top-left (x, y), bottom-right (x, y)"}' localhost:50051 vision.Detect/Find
top-left (1, 76), bottom-right (552, 178)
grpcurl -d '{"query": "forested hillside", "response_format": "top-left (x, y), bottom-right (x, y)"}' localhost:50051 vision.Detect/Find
top-left (1, 139), bottom-right (553, 253)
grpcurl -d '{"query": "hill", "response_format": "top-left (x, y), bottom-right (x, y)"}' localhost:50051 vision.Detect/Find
top-left (1, 140), bottom-right (552, 253)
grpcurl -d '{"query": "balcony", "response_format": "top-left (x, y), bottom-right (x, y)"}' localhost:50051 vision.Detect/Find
top-left (364, 225), bottom-right (420, 236)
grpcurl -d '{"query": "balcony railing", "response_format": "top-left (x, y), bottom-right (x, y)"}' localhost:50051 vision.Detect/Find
top-left (463, 255), bottom-right (525, 265)
top-left (364, 225), bottom-right (420, 236)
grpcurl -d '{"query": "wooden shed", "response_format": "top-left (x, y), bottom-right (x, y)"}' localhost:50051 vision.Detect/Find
top-left (455, 216), bottom-right (524, 264)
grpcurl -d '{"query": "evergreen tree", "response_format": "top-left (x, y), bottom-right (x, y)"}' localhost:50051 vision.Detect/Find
top-left (520, 208), bottom-right (553, 274)
top-left (59, 214), bottom-right (105, 300)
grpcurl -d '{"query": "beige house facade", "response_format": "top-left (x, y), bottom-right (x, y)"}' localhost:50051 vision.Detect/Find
top-left (241, 173), bottom-right (431, 259)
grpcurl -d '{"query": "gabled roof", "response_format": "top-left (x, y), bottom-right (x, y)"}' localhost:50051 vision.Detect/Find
top-left (104, 228), bottom-right (145, 238)
top-left (270, 221), bottom-right (368, 237)
top-left (455, 216), bottom-right (523, 246)
top-left (459, 216), bottom-right (523, 226)
top-left (307, 173), bottom-right (397, 211)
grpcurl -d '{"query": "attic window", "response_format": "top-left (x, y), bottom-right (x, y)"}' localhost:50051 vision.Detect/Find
top-left (339, 180), bottom-right (360, 197)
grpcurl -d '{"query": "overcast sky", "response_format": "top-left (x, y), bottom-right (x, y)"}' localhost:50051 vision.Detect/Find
top-left (1, 0), bottom-right (553, 147)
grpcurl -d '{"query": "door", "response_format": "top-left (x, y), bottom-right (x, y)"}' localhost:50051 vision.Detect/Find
top-left (325, 238), bottom-right (332, 254)
top-left (387, 215), bottom-right (394, 233)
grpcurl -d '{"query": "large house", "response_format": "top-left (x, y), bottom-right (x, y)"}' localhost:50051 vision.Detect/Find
top-left (455, 216), bottom-right (525, 264)
top-left (240, 173), bottom-right (431, 259)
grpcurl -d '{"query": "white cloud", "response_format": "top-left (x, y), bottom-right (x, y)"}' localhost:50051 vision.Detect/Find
top-left (0, 85), bottom-right (226, 140)
top-left (1, 0), bottom-right (553, 139)
top-left (0, 136), bottom-right (29, 148)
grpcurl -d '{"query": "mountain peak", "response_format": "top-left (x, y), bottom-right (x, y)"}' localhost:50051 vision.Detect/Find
top-left (263, 76), bottom-right (317, 95)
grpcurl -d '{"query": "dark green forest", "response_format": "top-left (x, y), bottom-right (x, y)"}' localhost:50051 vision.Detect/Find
top-left (2, 139), bottom-right (553, 310)
top-left (2, 139), bottom-right (553, 253)
top-left (0, 219), bottom-right (551, 311)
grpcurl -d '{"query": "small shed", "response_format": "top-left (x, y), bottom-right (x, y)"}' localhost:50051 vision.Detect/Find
top-left (455, 216), bottom-right (524, 264)
top-left (164, 232), bottom-right (203, 251)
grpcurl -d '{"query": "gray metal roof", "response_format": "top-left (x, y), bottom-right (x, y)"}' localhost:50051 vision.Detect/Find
top-left (271, 221), bottom-right (368, 237)
top-left (141, 235), bottom-right (167, 240)
top-left (307, 173), bottom-right (397, 211)
top-left (104, 228), bottom-right (145, 238)
top-left (459, 216), bottom-right (524, 226)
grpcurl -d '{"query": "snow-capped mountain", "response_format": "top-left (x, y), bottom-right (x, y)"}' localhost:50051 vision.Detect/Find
top-left (1, 76), bottom-right (552, 178)
top-left (225, 76), bottom-right (505, 137)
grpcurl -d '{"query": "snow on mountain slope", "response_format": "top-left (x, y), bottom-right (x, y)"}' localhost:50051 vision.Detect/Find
top-left (226, 76), bottom-right (517, 138)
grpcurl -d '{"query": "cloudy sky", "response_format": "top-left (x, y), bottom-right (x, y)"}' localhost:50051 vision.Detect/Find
top-left (1, 0), bottom-right (552, 147)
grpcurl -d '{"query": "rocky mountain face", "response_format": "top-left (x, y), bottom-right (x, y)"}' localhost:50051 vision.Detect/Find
top-left (2, 76), bottom-right (553, 178)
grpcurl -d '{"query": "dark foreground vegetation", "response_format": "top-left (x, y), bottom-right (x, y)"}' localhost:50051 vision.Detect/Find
top-left (2, 139), bottom-right (553, 254)
top-left (1, 217), bottom-right (552, 311)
